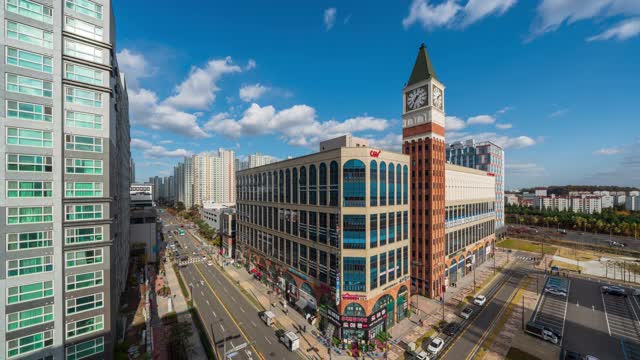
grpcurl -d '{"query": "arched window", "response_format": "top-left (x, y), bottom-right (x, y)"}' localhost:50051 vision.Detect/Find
top-left (329, 161), bottom-right (339, 206)
top-left (268, 172), bottom-right (273, 202)
top-left (293, 168), bottom-right (298, 204)
top-left (344, 302), bottom-right (366, 317)
top-left (309, 165), bottom-right (317, 205)
top-left (272, 171), bottom-right (278, 202)
top-left (343, 159), bottom-right (366, 207)
top-left (319, 163), bottom-right (327, 206)
top-left (299, 166), bottom-right (307, 204)
top-left (380, 162), bottom-right (387, 206)
top-left (279, 170), bottom-right (284, 203)
top-left (286, 169), bottom-right (291, 203)
top-left (370, 160), bottom-right (378, 206)
top-left (388, 163), bottom-right (395, 206)
top-left (396, 164), bottom-right (402, 205)
top-left (263, 173), bottom-right (268, 202)
top-left (403, 165), bottom-right (408, 205)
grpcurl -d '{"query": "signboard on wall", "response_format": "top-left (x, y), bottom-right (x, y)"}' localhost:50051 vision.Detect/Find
top-left (335, 273), bottom-right (341, 306)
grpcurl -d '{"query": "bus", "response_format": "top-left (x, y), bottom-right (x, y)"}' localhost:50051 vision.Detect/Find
top-left (178, 229), bottom-right (185, 236)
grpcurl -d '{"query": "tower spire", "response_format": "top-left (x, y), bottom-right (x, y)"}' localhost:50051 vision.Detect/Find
top-left (407, 43), bottom-right (438, 86)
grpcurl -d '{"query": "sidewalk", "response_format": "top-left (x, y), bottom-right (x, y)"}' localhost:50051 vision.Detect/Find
top-left (387, 250), bottom-right (509, 359)
top-left (154, 260), bottom-right (207, 360)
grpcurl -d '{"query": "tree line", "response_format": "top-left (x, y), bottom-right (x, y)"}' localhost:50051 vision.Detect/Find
top-left (506, 204), bottom-right (640, 238)
top-left (518, 185), bottom-right (639, 196)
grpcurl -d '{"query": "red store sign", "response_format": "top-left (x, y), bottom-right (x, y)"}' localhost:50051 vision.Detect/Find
top-left (369, 150), bottom-right (381, 158)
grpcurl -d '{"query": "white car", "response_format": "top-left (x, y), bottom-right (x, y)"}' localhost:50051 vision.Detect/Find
top-left (415, 351), bottom-right (430, 360)
top-left (544, 288), bottom-right (567, 297)
top-left (460, 307), bottom-right (474, 319)
top-left (207, 261), bottom-right (213, 266)
top-left (473, 295), bottom-right (487, 306)
top-left (427, 337), bottom-right (444, 355)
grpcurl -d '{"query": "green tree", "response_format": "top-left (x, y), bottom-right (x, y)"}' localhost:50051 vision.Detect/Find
top-left (176, 201), bottom-right (186, 212)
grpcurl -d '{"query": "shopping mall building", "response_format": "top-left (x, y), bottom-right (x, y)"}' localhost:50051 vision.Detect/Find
top-left (236, 135), bottom-right (411, 340)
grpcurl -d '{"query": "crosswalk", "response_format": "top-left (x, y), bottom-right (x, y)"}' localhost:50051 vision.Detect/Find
top-left (515, 256), bottom-right (541, 262)
top-left (178, 257), bottom-right (206, 266)
top-left (602, 293), bottom-right (640, 343)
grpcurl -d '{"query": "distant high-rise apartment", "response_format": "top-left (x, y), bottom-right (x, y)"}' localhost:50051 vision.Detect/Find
top-left (0, 1), bottom-right (130, 358)
top-left (174, 149), bottom-right (235, 208)
top-left (446, 139), bottom-right (505, 230)
top-left (130, 157), bottom-right (135, 183)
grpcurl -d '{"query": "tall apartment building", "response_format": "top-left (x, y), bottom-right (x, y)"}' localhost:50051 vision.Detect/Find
top-left (402, 44), bottom-right (447, 298)
top-left (0, 1), bottom-right (130, 358)
top-left (174, 149), bottom-right (235, 209)
top-left (129, 156), bottom-right (135, 182)
top-left (446, 139), bottom-right (505, 230)
top-left (237, 135), bottom-right (411, 341)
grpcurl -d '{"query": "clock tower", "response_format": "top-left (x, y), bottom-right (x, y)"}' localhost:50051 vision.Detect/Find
top-left (402, 43), bottom-right (446, 299)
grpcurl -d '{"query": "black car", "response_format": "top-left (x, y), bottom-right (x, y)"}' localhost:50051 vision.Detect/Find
top-left (562, 350), bottom-right (583, 360)
top-left (602, 286), bottom-right (627, 296)
top-left (443, 322), bottom-right (461, 336)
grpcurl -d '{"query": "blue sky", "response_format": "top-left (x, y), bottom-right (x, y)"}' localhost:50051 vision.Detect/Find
top-left (114, 0), bottom-right (640, 189)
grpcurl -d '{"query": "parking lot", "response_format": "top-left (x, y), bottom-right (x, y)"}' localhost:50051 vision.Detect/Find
top-left (602, 291), bottom-right (640, 342)
top-left (525, 273), bottom-right (640, 359)
top-left (531, 277), bottom-right (570, 339)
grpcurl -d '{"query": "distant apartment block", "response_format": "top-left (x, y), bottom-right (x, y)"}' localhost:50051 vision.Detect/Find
top-left (174, 149), bottom-right (236, 208)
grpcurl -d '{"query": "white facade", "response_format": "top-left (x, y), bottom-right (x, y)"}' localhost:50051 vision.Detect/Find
top-left (506, 194), bottom-right (519, 206)
top-left (630, 191), bottom-right (640, 197)
top-left (192, 149), bottom-right (236, 207)
top-left (445, 164), bottom-right (496, 202)
top-left (626, 196), bottom-right (640, 211)
top-left (601, 195), bottom-right (614, 209)
top-left (615, 195), bottom-right (627, 206)
top-left (201, 203), bottom-right (235, 232)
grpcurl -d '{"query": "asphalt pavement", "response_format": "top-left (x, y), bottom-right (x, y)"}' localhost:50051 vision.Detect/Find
top-left (439, 259), bottom-right (528, 360)
top-left (510, 225), bottom-right (640, 252)
top-left (162, 211), bottom-right (299, 360)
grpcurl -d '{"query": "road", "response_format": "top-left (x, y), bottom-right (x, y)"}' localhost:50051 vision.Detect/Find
top-left (440, 259), bottom-right (528, 360)
top-left (160, 210), bottom-right (299, 360)
top-left (508, 224), bottom-right (640, 252)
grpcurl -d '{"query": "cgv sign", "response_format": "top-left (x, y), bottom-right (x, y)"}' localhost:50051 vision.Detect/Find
top-left (369, 149), bottom-right (382, 158)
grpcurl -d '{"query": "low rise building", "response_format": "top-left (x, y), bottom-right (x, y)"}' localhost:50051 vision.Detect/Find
top-left (627, 196), bottom-right (640, 211)
top-left (236, 135), bottom-right (411, 341)
top-left (201, 202), bottom-right (235, 232)
top-left (506, 194), bottom-right (520, 206)
top-left (130, 185), bottom-right (158, 263)
top-left (445, 165), bottom-right (496, 287)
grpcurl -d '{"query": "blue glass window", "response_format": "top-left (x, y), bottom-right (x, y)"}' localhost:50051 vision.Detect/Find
top-left (388, 163), bottom-right (395, 206)
top-left (309, 165), bottom-right (317, 205)
top-left (343, 159), bottom-right (366, 207)
top-left (380, 162), bottom-right (387, 206)
top-left (370, 214), bottom-right (378, 248)
top-left (293, 168), bottom-right (298, 204)
top-left (397, 164), bottom-right (402, 205)
top-left (299, 166), bottom-right (307, 204)
top-left (343, 257), bottom-right (366, 292)
top-left (343, 215), bottom-right (366, 249)
top-left (329, 161), bottom-right (339, 206)
top-left (286, 169), bottom-right (291, 203)
top-left (370, 255), bottom-right (378, 290)
top-left (279, 170), bottom-right (284, 202)
top-left (403, 165), bottom-right (409, 205)
top-left (319, 163), bottom-right (327, 205)
top-left (380, 253), bottom-right (387, 286)
top-left (388, 212), bottom-right (395, 243)
top-left (403, 246), bottom-right (409, 275)
top-left (370, 160), bottom-right (378, 206)
top-left (380, 213), bottom-right (387, 246)
top-left (388, 251), bottom-right (395, 281)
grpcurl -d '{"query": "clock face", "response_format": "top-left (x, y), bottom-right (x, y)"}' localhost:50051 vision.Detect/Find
top-left (406, 86), bottom-right (427, 111)
top-left (433, 86), bottom-right (443, 110)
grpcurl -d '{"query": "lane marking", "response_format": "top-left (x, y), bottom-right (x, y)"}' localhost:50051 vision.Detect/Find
top-left (240, 306), bottom-right (246, 313)
top-left (264, 336), bottom-right (272, 345)
top-left (220, 324), bottom-right (225, 332)
top-left (559, 280), bottom-right (571, 346)
top-left (251, 321), bottom-right (257, 327)
top-left (206, 300), bottom-right (210, 305)
top-left (601, 292), bottom-right (613, 336)
top-left (193, 263), bottom-right (265, 360)
top-left (212, 311), bottom-right (217, 318)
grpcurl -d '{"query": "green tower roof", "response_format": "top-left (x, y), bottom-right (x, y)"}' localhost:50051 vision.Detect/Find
top-left (407, 43), bottom-right (438, 86)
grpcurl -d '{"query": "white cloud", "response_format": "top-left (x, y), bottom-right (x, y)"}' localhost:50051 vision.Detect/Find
top-left (467, 115), bottom-right (495, 125)
top-left (402, 0), bottom-right (516, 29)
top-left (496, 123), bottom-right (513, 129)
top-left (496, 106), bottom-right (514, 115)
top-left (368, 134), bottom-right (403, 152)
top-left (587, 17), bottom-right (640, 41)
top-left (116, 49), bottom-right (152, 89)
top-left (549, 108), bottom-right (569, 118)
top-left (164, 57), bottom-right (242, 110)
top-left (324, 8), bottom-right (337, 30)
top-left (446, 116), bottom-right (467, 130)
top-left (131, 138), bottom-right (193, 159)
top-left (593, 147), bottom-right (622, 155)
top-left (448, 131), bottom-right (536, 149)
top-left (129, 88), bottom-right (209, 138)
top-left (159, 139), bottom-right (173, 145)
top-left (506, 162), bottom-right (547, 176)
top-left (530, 0), bottom-right (640, 40)
top-left (239, 84), bottom-right (270, 102)
top-left (246, 59), bottom-right (257, 70)
top-left (205, 103), bottom-right (390, 148)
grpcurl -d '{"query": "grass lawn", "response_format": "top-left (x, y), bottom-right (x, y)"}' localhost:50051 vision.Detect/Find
top-left (556, 247), bottom-right (598, 262)
top-left (506, 347), bottom-right (542, 360)
top-left (550, 260), bottom-right (583, 272)
top-left (498, 238), bottom-right (557, 255)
